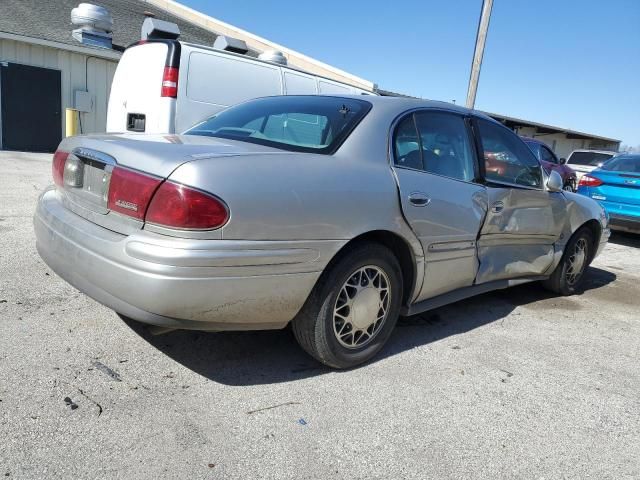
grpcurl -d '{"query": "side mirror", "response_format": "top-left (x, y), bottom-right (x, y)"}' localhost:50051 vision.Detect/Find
top-left (547, 170), bottom-right (563, 192)
top-left (559, 158), bottom-right (567, 165)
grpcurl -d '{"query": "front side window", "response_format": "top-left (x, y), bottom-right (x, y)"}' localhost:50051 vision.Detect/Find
top-left (476, 119), bottom-right (543, 188)
top-left (525, 141), bottom-right (541, 160)
top-left (394, 111), bottom-right (476, 182)
top-left (185, 96), bottom-right (371, 154)
top-left (540, 145), bottom-right (557, 164)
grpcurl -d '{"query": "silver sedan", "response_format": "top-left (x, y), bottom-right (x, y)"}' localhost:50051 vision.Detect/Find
top-left (34, 95), bottom-right (610, 368)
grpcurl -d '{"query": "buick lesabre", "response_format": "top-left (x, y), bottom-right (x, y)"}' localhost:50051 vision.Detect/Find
top-left (34, 96), bottom-right (610, 368)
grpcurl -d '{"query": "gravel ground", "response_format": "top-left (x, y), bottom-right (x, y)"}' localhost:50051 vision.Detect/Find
top-left (1, 151), bottom-right (639, 479)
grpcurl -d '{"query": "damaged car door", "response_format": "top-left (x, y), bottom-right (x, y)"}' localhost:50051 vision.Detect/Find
top-left (473, 117), bottom-right (566, 283)
top-left (392, 110), bottom-right (488, 300)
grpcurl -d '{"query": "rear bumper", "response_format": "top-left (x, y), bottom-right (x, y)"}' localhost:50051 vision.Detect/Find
top-left (34, 189), bottom-right (343, 331)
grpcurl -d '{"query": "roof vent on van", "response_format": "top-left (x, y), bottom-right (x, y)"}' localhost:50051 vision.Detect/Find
top-left (213, 35), bottom-right (249, 55)
top-left (71, 3), bottom-right (113, 49)
top-left (258, 50), bottom-right (287, 65)
top-left (141, 17), bottom-right (180, 41)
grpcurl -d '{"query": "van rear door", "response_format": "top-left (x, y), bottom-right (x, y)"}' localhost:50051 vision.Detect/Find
top-left (175, 47), bottom-right (282, 133)
top-left (106, 42), bottom-right (175, 134)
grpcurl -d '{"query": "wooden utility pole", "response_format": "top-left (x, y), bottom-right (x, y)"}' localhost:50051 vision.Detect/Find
top-left (465, 0), bottom-right (494, 109)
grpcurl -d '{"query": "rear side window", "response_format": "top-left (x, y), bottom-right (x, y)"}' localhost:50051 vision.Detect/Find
top-left (394, 111), bottom-right (476, 182)
top-left (185, 96), bottom-right (371, 154)
top-left (476, 119), bottom-right (543, 188)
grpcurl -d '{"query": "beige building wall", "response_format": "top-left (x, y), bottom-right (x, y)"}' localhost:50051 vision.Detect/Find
top-left (517, 126), bottom-right (619, 159)
top-left (0, 37), bottom-right (118, 137)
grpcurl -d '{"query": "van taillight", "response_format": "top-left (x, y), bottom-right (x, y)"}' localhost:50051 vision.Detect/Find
top-left (145, 181), bottom-right (229, 230)
top-left (107, 167), bottom-right (162, 220)
top-left (52, 150), bottom-right (69, 187)
top-left (160, 66), bottom-right (179, 98)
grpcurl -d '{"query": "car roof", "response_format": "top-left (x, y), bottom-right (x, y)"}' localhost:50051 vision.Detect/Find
top-left (520, 137), bottom-right (550, 147)
top-left (276, 94), bottom-right (500, 123)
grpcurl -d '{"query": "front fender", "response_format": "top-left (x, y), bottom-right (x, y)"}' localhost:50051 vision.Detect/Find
top-left (546, 191), bottom-right (608, 273)
top-left (564, 191), bottom-right (608, 236)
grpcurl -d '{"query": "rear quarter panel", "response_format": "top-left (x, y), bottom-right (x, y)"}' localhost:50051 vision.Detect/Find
top-left (169, 150), bottom-right (412, 242)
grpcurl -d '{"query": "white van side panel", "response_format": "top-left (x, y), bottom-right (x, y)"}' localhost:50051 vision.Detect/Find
top-left (106, 43), bottom-right (173, 133)
top-left (176, 50), bottom-right (282, 132)
top-left (318, 79), bottom-right (352, 95)
top-left (283, 71), bottom-right (318, 95)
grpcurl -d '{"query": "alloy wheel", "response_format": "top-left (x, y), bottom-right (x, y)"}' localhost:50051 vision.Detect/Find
top-left (333, 266), bottom-right (391, 349)
top-left (566, 238), bottom-right (588, 285)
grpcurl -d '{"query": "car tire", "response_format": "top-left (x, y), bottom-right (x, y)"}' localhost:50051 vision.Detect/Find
top-left (563, 180), bottom-right (576, 192)
top-left (292, 242), bottom-right (403, 369)
top-left (542, 227), bottom-right (594, 296)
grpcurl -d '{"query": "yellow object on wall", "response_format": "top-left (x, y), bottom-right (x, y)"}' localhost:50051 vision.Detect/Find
top-left (65, 108), bottom-right (79, 137)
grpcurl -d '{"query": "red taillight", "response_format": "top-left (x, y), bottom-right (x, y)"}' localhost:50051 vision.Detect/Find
top-left (578, 175), bottom-right (603, 187)
top-left (107, 167), bottom-right (162, 220)
top-left (145, 181), bottom-right (229, 230)
top-left (52, 151), bottom-right (69, 187)
top-left (160, 66), bottom-right (179, 98)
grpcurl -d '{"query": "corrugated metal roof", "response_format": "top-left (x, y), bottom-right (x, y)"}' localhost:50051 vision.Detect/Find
top-left (0, 0), bottom-right (223, 51)
top-left (485, 111), bottom-right (621, 144)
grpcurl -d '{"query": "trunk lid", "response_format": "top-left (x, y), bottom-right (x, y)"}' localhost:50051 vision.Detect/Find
top-left (55, 133), bottom-right (280, 233)
top-left (591, 170), bottom-right (640, 206)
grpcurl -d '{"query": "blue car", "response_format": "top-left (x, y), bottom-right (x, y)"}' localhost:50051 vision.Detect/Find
top-left (577, 154), bottom-right (640, 234)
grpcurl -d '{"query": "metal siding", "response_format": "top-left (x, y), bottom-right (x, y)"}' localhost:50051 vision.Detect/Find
top-left (0, 38), bottom-right (117, 140)
top-left (1, 39), bottom-right (17, 61)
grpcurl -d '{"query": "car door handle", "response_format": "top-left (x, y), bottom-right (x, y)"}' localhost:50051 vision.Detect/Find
top-left (408, 192), bottom-right (431, 207)
top-left (491, 201), bottom-right (504, 213)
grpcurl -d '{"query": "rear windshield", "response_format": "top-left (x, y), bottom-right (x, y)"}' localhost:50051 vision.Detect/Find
top-left (601, 155), bottom-right (640, 173)
top-left (568, 151), bottom-right (615, 166)
top-left (184, 96), bottom-right (372, 154)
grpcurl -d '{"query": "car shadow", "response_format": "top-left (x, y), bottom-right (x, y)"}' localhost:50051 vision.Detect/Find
top-left (124, 267), bottom-right (616, 386)
top-left (609, 231), bottom-right (640, 248)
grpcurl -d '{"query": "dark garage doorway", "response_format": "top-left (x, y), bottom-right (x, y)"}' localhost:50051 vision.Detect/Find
top-left (0, 62), bottom-right (62, 153)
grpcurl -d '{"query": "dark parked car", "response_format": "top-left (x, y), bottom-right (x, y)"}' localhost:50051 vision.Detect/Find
top-left (521, 137), bottom-right (578, 191)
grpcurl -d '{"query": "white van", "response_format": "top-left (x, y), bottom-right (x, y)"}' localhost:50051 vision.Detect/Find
top-left (106, 39), bottom-right (375, 134)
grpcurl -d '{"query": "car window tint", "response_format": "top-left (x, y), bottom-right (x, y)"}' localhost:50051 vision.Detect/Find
top-left (413, 112), bottom-right (475, 181)
top-left (477, 119), bottom-right (543, 188)
top-left (540, 146), bottom-right (557, 164)
top-left (601, 155), bottom-right (640, 173)
top-left (393, 116), bottom-right (422, 170)
top-left (184, 96), bottom-right (371, 154)
top-left (568, 151), bottom-right (615, 166)
top-left (261, 113), bottom-right (330, 146)
top-left (525, 141), bottom-right (541, 160)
